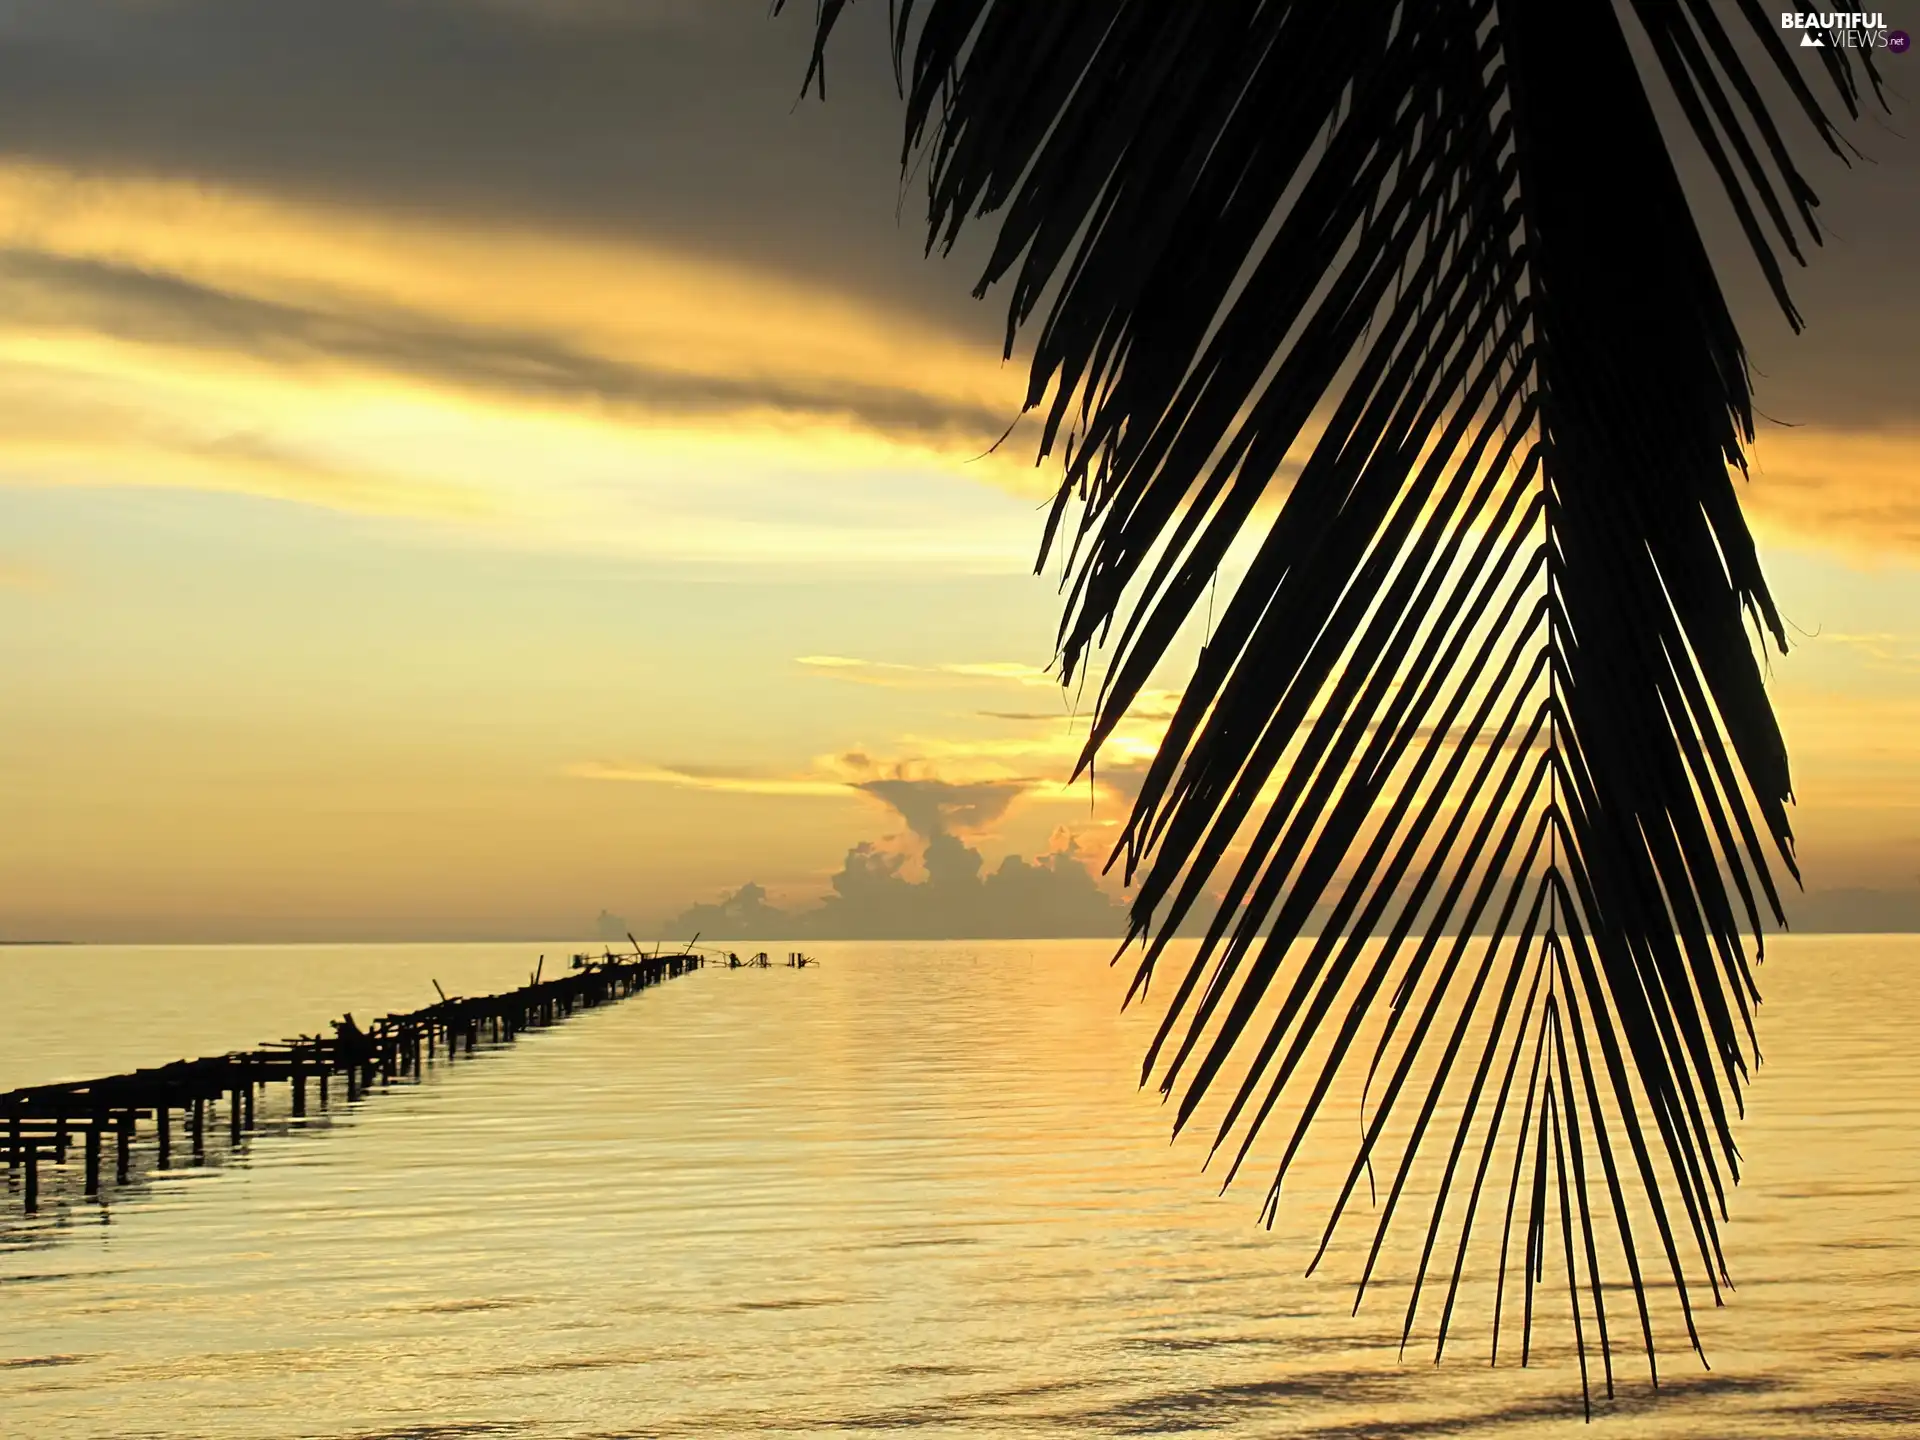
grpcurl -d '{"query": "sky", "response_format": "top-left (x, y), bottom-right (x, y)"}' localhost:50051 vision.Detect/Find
top-left (0, 1), bottom-right (1916, 942)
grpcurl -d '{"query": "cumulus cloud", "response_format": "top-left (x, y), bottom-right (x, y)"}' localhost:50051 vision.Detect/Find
top-left (665, 829), bottom-right (1128, 941)
top-left (855, 777), bottom-right (1028, 839)
top-left (659, 755), bottom-right (1133, 940)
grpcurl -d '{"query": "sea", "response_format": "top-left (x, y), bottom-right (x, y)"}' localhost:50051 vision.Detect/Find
top-left (1, 935), bottom-right (1916, 1438)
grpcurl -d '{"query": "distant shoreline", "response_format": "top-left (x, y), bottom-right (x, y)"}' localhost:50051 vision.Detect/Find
top-left (0, 940), bottom-right (73, 946)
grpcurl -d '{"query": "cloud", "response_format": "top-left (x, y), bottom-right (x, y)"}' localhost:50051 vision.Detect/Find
top-left (0, 0), bottom-right (1911, 564)
top-left (663, 880), bottom-right (790, 941)
top-left (568, 752), bottom-right (1104, 825)
top-left (855, 777), bottom-right (1028, 839)
top-left (826, 742), bottom-right (1143, 824)
top-left (8, 0), bottom-right (1909, 450)
top-left (564, 761), bottom-right (849, 798)
top-left (4, 39), bottom-right (1907, 572)
top-left (0, 245), bottom-right (1021, 457)
top-left (0, 349), bottom-right (489, 519)
top-left (938, 661), bottom-right (1054, 683)
top-left (786, 689), bottom-right (1182, 829)
top-left (794, 654), bottom-right (887, 670)
top-left (0, 0), bottom-right (1001, 341)
top-left (608, 730), bottom-right (1157, 942)
top-left (796, 654), bottom-right (1057, 688)
top-left (665, 829), bottom-right (1129, 941)
top-left (1745, 427), bottom-right (1920, 559)
top-left (1809, 630), bottom-right (1920, 675)
top-left (565, 736), bottom-right (1146, 887)
top-left (0, 158), bottom-right (1069, 570)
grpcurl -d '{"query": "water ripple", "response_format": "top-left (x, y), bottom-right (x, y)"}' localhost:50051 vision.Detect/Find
top-left (2, 937), bottom-right (1917, 1438)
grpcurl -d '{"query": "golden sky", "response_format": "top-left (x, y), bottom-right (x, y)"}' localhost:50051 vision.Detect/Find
top-left (1, 1), bottom-right (1916, 940)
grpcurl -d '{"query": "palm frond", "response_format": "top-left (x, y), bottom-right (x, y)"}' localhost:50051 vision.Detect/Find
top-left (780, 0), bottom-right (1878, 1405)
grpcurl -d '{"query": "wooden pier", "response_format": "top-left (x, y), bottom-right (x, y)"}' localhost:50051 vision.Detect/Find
top-left (2, 949), bottom-right (702, 1214)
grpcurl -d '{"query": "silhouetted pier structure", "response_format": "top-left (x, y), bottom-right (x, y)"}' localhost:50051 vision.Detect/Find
top-left (2, 949), bottom-right (702, 1214)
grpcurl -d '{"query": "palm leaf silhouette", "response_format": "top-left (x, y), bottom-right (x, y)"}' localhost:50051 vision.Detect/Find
top-left (780, 0), bottom-right (1881, 1408)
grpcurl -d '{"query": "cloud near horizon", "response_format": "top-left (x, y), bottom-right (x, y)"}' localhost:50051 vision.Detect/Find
top-left (664, 828), bottom-right (1128, 942)
top-left (658, 730), bottom-right (1136, 940)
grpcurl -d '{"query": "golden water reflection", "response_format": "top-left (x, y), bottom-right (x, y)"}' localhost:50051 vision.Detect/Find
top-left (1, 936), bottom-right (1916, 1436)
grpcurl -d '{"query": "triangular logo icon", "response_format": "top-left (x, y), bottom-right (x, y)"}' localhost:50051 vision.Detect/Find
top-left (1800, 30), bottom-right (1825, 46)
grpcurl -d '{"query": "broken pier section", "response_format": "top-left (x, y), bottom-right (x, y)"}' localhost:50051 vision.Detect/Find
top-left (3, 950), bottom-right (702, 1214)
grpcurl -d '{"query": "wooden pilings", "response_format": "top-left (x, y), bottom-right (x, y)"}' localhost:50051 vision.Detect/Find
top-left (2, 950), bottom-right (703, 1214)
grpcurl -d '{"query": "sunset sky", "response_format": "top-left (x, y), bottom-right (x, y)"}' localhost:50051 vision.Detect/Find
top-left (2, 1), bottom-right (1916, 942)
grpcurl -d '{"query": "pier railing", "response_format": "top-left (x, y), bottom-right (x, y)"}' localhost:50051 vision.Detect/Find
top-left (3, 950), bottom-right (702, 1214)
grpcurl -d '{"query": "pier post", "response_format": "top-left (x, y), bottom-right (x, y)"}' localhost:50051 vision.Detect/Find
top-left (84, 1124), bottom-right (101, 1196)
top-left (157, 1105), bottom-right (171, 1168)
top-left (230, 1084), bottom-right (243, 1144)
top-left (116, 1112), bottom-right (132, 1186)
top-left (23, 1144), bottom-right (36, 1212)
top-left (192, 1096), bottom-right (205, 1157)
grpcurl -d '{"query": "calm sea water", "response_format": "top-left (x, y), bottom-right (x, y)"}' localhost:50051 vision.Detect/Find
top-left (1, 936), bottom-right (1916, 1438)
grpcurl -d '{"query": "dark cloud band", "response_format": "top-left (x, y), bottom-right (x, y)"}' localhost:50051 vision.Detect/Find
top-left (0, 248), bottom-right (1016, 446)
